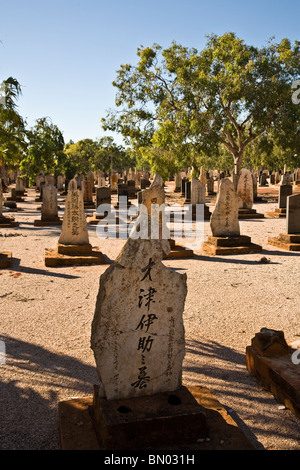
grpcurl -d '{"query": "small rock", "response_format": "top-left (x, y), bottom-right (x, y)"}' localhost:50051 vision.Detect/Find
top-left (258, 257), bottom-right (270, 264)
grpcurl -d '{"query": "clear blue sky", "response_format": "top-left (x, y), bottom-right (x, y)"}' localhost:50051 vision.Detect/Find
top-left (1, 0), bottom-right (299, 145)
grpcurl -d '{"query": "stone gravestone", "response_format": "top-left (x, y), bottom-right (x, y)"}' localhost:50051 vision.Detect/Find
top-left (0, 182), bottom-right (13, 267)
top-left (267, 184), bottom-right (293, 218)
top-left (98, 172), bottom-right (106, 188)
top-left (190, 177), bottom-right (210, 220)
top-left (281, 172), bottom-right (292, 186)
top-left (287, 194), bottom-right (300, 234)
top-left (82, 173), bottom-right (94, 208)
top-left (34, 183), bottom-right (62, 226)
top-left (202, 178), bottom-right (262, 255)
top-left (15, 177), bottom-right (25, 195)
top-left (174, 173), bottom-right (181, 193)
top-left (110, 174), bottom-right (118, 193)
top-left (57, 175), bottom-right (64, 191)
top-left (279, 185), bottom-right (293, 210)
top-left (151, 173), bottom-right (163, 188)
top-left (87, 187), bottom-right (112, 225)
top-left (58, 179), bottom-right (89, 246)
top-left (237, 168), bottom-right (253, 209)
top-left (0, 181), bottom-right (16, 228)
top-left (206, 177), bottom-right (215, 195)
top-left (91, 237), bottom-right (187, 401)
top-left (268, 194), bottom-right (300, 251)
top-left (237, 169), bottom-right (264, 219)
top-left (210, 178), bottom-right (240, 238)
top-left (44, 179), bottom-right (106, 266)
top-left (89, 217), bottom-right (209, 448)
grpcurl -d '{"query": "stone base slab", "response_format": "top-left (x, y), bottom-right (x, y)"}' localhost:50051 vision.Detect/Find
top-left (91, 385), bottom-right (208, 450)
top-left (202, 235), bottom-right (262, 255)
top-left (57, 243), bottom-right (93, 255)
top-left (0, 216), bottom-right (17, 227)
top-left (34, 218), bottom-right (62, 226)
top-left (268, 233), bottom-right (300, 251)
top-left (164, 245), bottom-right (194, 259)
top-left (58, 385), bottom-right (255, 450)
top-left (266, 208), bottom-right (286, 218)
top-left (164, 239), bottom-right (194, 259)
top-left (238, 208), bottom-right (264, 219)
top-left (246, 345), bottom-right (300, 419)
top-left (0, 252), bottom-right (12, 268)
top-left (87, 214), bottom-right (120, 225)
top-left (44, 247), bottom-right (107, 266)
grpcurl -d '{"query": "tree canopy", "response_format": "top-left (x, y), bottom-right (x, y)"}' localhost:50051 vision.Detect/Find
top-left (102, 33), bottom-right (300, 181)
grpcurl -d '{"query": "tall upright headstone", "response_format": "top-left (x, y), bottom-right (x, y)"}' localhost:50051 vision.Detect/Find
top-left (44, 179), bottom-right (106, 266)
top-left (110, 174), bottom-right (118, 193)
top-left (151, 173), bottom-right (163, 188)
top-left (34, 183), bottom-right (62, 226)
top-left (58, 179), bottom-right (89, 246)
top-left (268, 193), bottom-right (300, 251)
top-left (287, 194), bottom-right (300, 235)
top-left (237, 169), bottom-right (253, 210)
top-left (91, 236), bottom-right (187, 400)
top-left (190, 177), bottom-right (211, 220)
top-left (202, 177), bottom-right (262, 255)
top-left (0, 182), bottom-right (16, 227)
top-left (210, 178), bottom-right (240, 238)
top-left (237, 168), bottom-right (264, 219)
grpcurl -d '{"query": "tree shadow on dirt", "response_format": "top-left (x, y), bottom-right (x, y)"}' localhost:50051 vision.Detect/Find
top-left (0, 335), bottom-right (98, 450)
top-left (184, 338), bottom-right (300, 450)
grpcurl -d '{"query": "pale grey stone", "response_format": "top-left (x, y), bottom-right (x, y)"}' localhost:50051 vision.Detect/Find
top-left (237, 169), bottom-right (253, 209)
top-left (191, 177), bottom-right (205, 205)
top-left (287, 194), bottom-right (300, 234)
top-left (210, 178), bottom-right (240, 237)
top-left (91, 237), bottom-right (187, 400)
top-left (58, 180), bottom-right (89, 245)
top-left (41, 184), bottom-right (58, 218)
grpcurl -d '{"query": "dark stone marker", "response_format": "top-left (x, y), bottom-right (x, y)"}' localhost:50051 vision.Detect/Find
top-left (287, 194), bottom-right (300, 234)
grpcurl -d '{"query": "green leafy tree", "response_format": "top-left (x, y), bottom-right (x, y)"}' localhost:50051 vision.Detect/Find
top-left (64, 136), bottom-right (136, 177)
top-left (0, 77), bottom-right (26, 186)
top-left (20, 117), bottom-right (66, 183)
top-left (64, 138), bottom-right (98, 179)
top-left (102, 33), bottom-right (300, 184)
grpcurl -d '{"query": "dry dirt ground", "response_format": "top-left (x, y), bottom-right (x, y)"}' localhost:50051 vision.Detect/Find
top-left (0, 183), bottom-right (300, 451)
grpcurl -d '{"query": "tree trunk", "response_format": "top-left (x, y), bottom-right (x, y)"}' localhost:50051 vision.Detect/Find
top-left (233, 150), bottom-right (244, 190)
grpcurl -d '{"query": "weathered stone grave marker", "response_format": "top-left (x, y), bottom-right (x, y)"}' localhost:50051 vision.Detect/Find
top-left (34, 182), bottom-right (62, 226)
top-left (0, 182), bottom-right (16, 228)
top-left (44, 179), bottom-right (107, 266)
top-left (268, 193), bottom-right (300, 251)
top-left (202, 178), bottom-right (262, 255)
top-left (237, 169), bottom-right (264, 219)
top-left (267, 184), bottom-right (293, 218)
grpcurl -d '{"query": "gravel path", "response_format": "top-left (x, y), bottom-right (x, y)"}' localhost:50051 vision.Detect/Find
top-left (0, 185), bottom-right (300, 450)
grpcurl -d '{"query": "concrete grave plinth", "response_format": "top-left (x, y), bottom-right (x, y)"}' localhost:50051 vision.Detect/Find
top-left (90, 384), bottom-right (207, 450)
top-left (267, 184), bottom-right (293, 218)
top-left (58, 384), bottom-right (255, 450)
top-left (202, 235), bottom-right (262, 255)
top-left (44, 244), bottom-right (107, 267)
top-left (268, 233), bottom-right (300, 251)
top-left (0, 252), bottom-right (12, 268)
top-left (164, 238), bottom-right (194, 259)
top-left (0, 215), bottom-right (17, 227)
top-left (266, 208), bottom-right (287, 218)
top-left (246, 328), bottom-right (300, 420)
top-left (238, 208), bottom-right (264, 219)
top-left (34, 216), bottom-right (62, 226)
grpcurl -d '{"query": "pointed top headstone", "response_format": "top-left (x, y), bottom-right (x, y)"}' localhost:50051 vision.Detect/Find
top-left (210, 178), bottom-right (240, 237)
